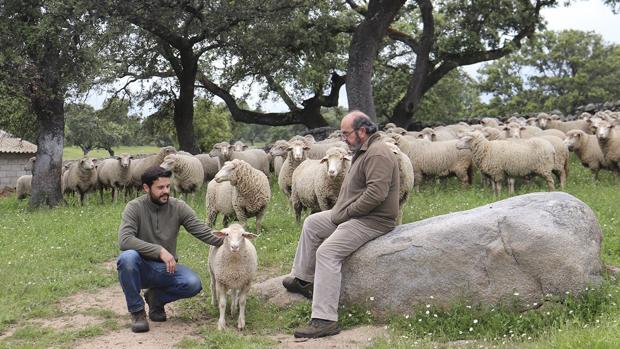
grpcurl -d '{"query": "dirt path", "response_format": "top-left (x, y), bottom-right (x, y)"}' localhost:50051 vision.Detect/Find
top-left (1, 261), bottom-right (388, 348)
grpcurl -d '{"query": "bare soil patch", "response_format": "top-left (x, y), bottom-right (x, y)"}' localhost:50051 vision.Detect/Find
top-left (269, 325), bottom-right (388, 349)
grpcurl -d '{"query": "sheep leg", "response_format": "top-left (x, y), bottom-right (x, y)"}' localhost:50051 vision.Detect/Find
top-left (255, 210), bottom-right (266, 235)
top-left (209, 266), bottom-right (217, 306)
top-left (231, 289), bottom-right (238, 316)
top-left (293, 201), bottom-right (303, 225)
top-left (508, 178), bottom-right (515, 195)
top-left (216, 283), bottom-right (228, 330)
top-left (494, 180), bottom-right (502, 196)
top-left (542, 172), bottom-right (555, 191)
top-left (112, 187), bottom-right (118, 204)
top-left (99, 187), bottom-right (104, 204)
top-left (237, 286), bottom-right (250, 331)
top-left (80, 192), bottom-right (87, 206)
top-left (591, 168), bottom-right (599, 181)
top-left (207, 208), bottom-right (218, 227)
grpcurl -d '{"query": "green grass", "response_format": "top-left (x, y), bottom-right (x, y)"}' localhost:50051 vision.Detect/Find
top-left (1, 153), bottom-right (620, 348)
top-left (63, 145), bottom-right (161, 160)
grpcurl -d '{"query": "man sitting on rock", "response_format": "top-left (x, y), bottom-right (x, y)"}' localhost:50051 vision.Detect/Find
top-left (283, 111), bottom-right (400, 338)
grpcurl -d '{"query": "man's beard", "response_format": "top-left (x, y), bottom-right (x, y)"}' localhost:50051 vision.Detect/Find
top-left (348, 134), bottom-right (363, 153)
top-left (149, 191), bottom-right (169, 205)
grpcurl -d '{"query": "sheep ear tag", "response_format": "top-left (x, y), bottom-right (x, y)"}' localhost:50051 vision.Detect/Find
top-left (242, 232), bottom-right (258, 240)
top-left (213, 231), bottom-right (228, 238)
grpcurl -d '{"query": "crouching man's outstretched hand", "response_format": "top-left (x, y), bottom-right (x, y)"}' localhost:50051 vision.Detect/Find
top-left (159, 248), bottom-right (176, 273)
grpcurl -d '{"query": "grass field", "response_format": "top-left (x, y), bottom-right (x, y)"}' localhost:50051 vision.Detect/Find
top-left (1, 149), bottom-right (619, 348)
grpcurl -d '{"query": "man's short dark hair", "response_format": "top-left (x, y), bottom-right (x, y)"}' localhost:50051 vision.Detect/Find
top-left (141, 166), bottom-right (172, 187)
top-left (351, 111), bottom-right (378, 135)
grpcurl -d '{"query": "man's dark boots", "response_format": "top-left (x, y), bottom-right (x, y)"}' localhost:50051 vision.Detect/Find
top-left (130, 310), bottom-right (149, 333)
top-left (294, 318), bottom-right (341, 338)
top-left (282, 276), bottom-right (313, 299)
top-left (144, 289), bottom-right (167, 322)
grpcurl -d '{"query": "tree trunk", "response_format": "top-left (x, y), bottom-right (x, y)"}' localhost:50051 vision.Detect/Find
top-left (29, 95), bottom-right (65, 209)
top-left (173, 48), bottom-right (199, 154)
top-left (106, 147), bottom-right (115, 156)
top-left (346, 0), bottom-right (405, 121)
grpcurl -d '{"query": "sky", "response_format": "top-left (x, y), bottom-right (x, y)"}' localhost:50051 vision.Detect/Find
top-left (86, 0), bottom-right (620, 114)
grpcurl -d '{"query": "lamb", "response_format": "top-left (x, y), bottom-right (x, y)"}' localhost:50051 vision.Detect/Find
top-left (537, 112), bottom-right (591, 134)
top-left (564, 130), bottom-right (610, 180)
top-left (593, 120), bottom-right (620, 175)
top-left (456, 131), bottom-right (556, 195)
top-left (290, 147), bottom-right (351, 224)
top-left (62, 157), bottom-right (98, 205)
top-left (206, 159), bottom-right (271, 234)
top-left (384, 142), bottom-right (414, 225)
top-left (96, 153), bottom-right (133, 203)
top-left (194, 154), bottom-right (221, 182)
top-left (392, 135), bottom-right (473, 192)
top-left (130, 146), bottom-right (177, 189)
top-left (16, 175), bottom-right (32, 200)
top-left (208, 223), bottom-right (258, 331)
top-left (160, 153), bottom-right (205, 201)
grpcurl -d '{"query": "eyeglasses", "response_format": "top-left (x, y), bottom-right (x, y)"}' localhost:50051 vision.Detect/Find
top-left (341, 129), bottom-right (357, 138)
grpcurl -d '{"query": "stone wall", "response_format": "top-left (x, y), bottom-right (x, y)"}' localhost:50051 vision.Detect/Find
top-left (0, 153), bottom-right (33, 188)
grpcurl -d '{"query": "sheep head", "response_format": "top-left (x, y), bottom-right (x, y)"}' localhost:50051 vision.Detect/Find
top-left (595, 121), bottom-right (614, 140)
top-left (288, 140), bottom-right (309, 161)
top-left (564, 130), bottom-right (583, 151)
top-left (116, 153), bottom-right (132, 168)
top-left (269, 140), bottom-right (289, 157)
top-left (233, 141), bottom-right (247, 152)
top-left (214, 159), bottom-right (245, 185)
top-left (160, 146), bottom-right (177, 158)
top-left (78, 157), bottom-right (96, 171)
top-left (213, 223), bottom-right (257, 253)
top-left (160, 154), bottom-right (179, 172)
top-left (320, 147), bottom-right (351, 178)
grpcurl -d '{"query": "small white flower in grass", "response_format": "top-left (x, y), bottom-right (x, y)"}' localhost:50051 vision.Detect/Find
top-left (369, 296), bottom-right (375, 301)
top-left (429, 295), bottom-right (434, 299)
top-left (473, 319), bottom-right (478, 324)
top-left (569, 310), bottom-right (574, 314)
top-left (425, 310), bottom-right (430, 315)
top-left (459, 331), bottom-right (463, 334)
top-left (528, 337), bottom-right (532, 340)
top-left (546, 312), bottom-right (550, 315)
top-left (566, 291), bottom-right (570, 295)
top-left (533, 302), bottom-right (538, 306)
top-left (466, 305), bottom-right (472, 309)
top-left (419, 318), bottom-right (422, 322)
top-left (426, 304), bottom-right (431, 308)
top-left (366, 310), bottom-right (372, 315)
top-left (405, 314), bottom-right (409, 319)
top-left (433, 314), bottom-right (437, 318)
top-left (348, 313), bottom-right (352, 317)
top-left (469, 327), bottom-right (474, 332)
top-left (513, 292), bottom-right (519, 296)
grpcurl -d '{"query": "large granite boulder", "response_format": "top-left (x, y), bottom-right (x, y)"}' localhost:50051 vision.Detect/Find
top-left (339, 192), bottom-right (602, 318)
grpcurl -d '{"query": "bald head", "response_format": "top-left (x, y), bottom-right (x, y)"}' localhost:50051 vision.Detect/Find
top-left (341, 110), bottom-right (371, 131)
top-left (340, 110), bottom-right (378, 151)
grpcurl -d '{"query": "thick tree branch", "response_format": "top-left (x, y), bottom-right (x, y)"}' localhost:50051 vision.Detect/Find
top-left (346, 0), bottom-right (367, 16)
top-left (265, 76), bottom-right (300, 111)
top-left (318, 72), bottom-right (346, 106)
top-left (386, 28), bottom-right (420, 55)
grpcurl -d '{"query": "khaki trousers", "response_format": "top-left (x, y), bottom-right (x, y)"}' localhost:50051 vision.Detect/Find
top-left (292, 210), bottom-right (389, 321)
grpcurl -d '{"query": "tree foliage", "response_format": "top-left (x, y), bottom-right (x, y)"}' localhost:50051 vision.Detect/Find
top-left (477, 29), bottom-right (620, 116)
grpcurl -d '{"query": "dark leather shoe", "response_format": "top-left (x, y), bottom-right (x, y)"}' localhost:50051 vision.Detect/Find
top-left (282, 276), bottom-right (313, 299)
top-left (130, 310), bottom-right (149, 333)
top-left (294, 318), bottom-right (341, 338)
top-left (144, 289), bottom-right (167, 322)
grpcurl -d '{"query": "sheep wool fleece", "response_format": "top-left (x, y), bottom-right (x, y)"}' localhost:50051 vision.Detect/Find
top-left (118, 195), bottom-right (222, 260)
top-left (293, 132), bottom-right (400, 321)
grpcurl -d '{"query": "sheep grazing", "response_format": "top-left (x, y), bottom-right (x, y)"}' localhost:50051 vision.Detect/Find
top-left (159, 153), bottom-right (204, 201)
top-left (207, 159), bottom-right (271, 234)
top-left (392, 135), bottom-right (473, 192)
top-left (130, 146), bottom-right (177, 189)
top-left (564, 130), bottom-right (610, 180)
top-left (593, 120), bottom-right (620, 176)
top-left (384, 142), bottom-right (414, 225)
top-left (276, 139), bottom-right (309, 197)
top-left (208, 223), bottom-right (258, 331)
top-left (63, 157), bottom-right (98, 205)
top-left (195, 154), bottom-right (221, 182)
top-left (16, 175), bottom-right (32, 200)
top-left (96, 153), bottom-right (133, 203)
top-left (456, 131), bottom-right (555, 196)
top-left (290, 147), bottom-right (351, 224)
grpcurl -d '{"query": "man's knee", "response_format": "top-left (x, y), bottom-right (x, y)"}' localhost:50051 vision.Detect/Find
top-left (117, 250), bottom-right (141, 271)
top-left (182, 272), bottom-right (203, 297)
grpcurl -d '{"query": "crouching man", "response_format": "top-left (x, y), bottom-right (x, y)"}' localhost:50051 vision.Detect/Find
top-left (283, 111), bottom-right (400, 338)
top-left (116, 166), bottom-right (222, 332)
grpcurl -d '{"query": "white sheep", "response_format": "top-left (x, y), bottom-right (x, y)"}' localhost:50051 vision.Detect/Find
top-left (537, 112), bottom-right (591, 134)
top-left (456, 131), bottom-right (555, 195)
top-left (419, 127), bottom-right (458, 141)
top-left (290, 147), bottom-right (351, 224)
top-left (392, 135), bottom-right (473, 192)
top-left (593, 120), bottom-right (620, 176)
top-left (206, 159), bottom-right (271, 234)
top-left (564, 130), bottom-right (611, 180)
top-left (208, 223), bottom-right (258, 331)
top-left (306, 140), bottom-right (348, 160)
top-left (16, 175), bottom-right (32, 200)
top-left (277, 139), bottom-right (310, 197)
top-left (384, 142), bottom-right (414, 225)
top-left (62, 157), bottom-right (98, 205)
top-left (160, 153), bottom-right (205, 201)
top-left (233, 140), bottom-right (248, 152)
top-left (268, 140), bottom-right (289, 178)
top-left (96, 153), bottom-right (133, 203)
top-left (210, 142), bottom-right (270, 177)
top-left (502, 122), bottom-right (543, 139)
top-left (129, 146), bottom-right (177, 189)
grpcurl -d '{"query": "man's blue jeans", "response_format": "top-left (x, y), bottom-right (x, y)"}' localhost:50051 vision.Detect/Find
top-left (117, 250), bottom-right (202, 313)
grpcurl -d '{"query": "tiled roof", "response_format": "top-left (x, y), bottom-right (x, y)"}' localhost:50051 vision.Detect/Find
top-left (0, 130), bottom-right (37, 154)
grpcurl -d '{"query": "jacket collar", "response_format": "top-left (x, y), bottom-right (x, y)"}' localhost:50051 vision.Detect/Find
top-left (352, 132), bottom-right (381, 162)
